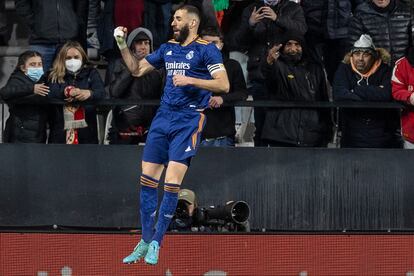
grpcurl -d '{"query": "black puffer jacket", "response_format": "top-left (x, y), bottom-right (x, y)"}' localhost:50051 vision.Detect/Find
top-left (15, 0), bottom-right (88, 45)
top-left (348, 0), bottom-right (412, 65)
top-left (261, 55), bottom-right (331, 146)
top-left (0, 70), bottom-right (48, 143)
top-left (234, 0), bottom-right (307, 81)
top-left (301, 0), bottom-right (364, 39)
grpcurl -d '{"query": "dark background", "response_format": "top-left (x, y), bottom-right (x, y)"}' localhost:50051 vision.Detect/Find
top-left (0, 144), bottom-right (413, 231)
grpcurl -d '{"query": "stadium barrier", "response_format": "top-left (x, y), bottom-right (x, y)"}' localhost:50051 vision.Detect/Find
top-left (1, 232), bottom-right (414, 276)
top-left (1, 144), bottom-right (413, 231)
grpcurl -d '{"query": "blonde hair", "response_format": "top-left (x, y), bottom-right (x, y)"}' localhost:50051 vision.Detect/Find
top-left (49, 41), bottom-right (89, 84)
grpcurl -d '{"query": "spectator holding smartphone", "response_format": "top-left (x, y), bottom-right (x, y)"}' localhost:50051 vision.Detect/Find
top-left (232, 0), bottom-right (307, 146)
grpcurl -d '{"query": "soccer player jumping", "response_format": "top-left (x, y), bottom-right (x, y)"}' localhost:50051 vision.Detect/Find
top-left (114, 5), bottom-right (230, 265)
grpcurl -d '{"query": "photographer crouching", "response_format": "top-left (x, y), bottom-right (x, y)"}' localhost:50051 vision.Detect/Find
top-left (169, 189), bottom-right (251, 232)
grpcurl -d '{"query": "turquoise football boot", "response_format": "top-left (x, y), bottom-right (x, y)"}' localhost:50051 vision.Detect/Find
top-left (122, 239), bottom-right (149, 264)
top-left (144, 240), bottom-right (160, 265)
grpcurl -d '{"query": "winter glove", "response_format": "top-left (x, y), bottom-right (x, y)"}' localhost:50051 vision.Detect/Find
top-left (114, 26), bottom-right (128, 50)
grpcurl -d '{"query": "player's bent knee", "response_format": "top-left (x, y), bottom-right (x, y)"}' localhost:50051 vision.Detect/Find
top-left (142, 161), bottom-right (165, 180)
top-left (164, 161), bottom-right (189, 184)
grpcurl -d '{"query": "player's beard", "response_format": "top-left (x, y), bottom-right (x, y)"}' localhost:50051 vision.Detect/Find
top-left (174, 24), bottom-right (190, 43)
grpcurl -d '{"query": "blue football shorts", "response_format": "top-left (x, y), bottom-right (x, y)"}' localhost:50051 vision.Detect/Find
top-left (142, 105), bottom-right (206, 166)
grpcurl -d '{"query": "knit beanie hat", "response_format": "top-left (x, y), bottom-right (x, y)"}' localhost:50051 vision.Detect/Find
top-left (351, 34), bottom-right (377, 56)
top-left (281, 31), bottom-right (305, 47)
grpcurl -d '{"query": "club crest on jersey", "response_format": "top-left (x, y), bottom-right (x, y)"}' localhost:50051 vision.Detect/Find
top-left (186, 51), bottom-right (194, 60)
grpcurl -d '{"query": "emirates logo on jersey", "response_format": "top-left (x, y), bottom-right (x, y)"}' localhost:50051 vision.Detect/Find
top-left (186, 51), bottom-right (194, 60)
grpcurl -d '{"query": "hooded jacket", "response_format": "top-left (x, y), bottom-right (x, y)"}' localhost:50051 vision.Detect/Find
top-left (348, 0), bottom-right (411, 65)
top-left (334, 48), bottom-right (401, 148)
top-left (108, 27), bottom-right (164, 144)
top-left (261, 38), bottom-right (331, 146)
top-left (0, 70), bottom-right (48, 143)
top-left (234, 0), bottom-right (307, 81)
top-left (127, 27), bottom-right (154, 53)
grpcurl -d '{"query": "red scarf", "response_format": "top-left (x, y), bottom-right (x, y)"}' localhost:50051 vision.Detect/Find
top-left (63, 86), bottom-right (88, 144)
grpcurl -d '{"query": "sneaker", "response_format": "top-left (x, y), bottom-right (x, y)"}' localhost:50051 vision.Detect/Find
top-left (144, 241), bottom-right (160, 265)
top-left (122, 239), bottom-right (149, 264)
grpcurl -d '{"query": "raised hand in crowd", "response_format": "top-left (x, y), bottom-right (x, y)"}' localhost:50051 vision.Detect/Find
top-left (114, 26), bottom-right (128, 50)
top-left (261, 6), bottom-right (277, 21)
top-left (33, 83), bottom-right (49, 96)
top-left (249, 7), bottom-right (266, 26)
top-left (266, 44), bottom-right (282, 65)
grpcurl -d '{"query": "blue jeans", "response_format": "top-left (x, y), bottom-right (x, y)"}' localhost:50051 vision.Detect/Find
top-left (29, 44), bottom-right (60, 72)
top-left (200, 136), bottom-right (235, 147)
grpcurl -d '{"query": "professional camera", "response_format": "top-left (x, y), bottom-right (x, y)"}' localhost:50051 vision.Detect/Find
top-left (169, 189), bottom-right (251, 232)
top-left (197, 201), bottom-right (250, 225)
top-left (195, 201), bottom-right (251, 232)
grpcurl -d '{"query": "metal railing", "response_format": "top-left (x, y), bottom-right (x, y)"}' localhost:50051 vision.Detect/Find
top-left (0, 99), bottom-right (405, 145)
top-left (0, 99), bottom-right (404, 108)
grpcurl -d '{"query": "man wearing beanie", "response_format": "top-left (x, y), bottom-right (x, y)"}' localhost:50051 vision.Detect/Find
top-left (108, 27), bottom-right (164, 144)
top-left (392, 47), bottom-right (414, 148)
top-left (260, 32), bottom-right (331, 147)
top-left (349, 0), bottom-right (412, 65)
top-left (333, 34), bottom-right (401, 148)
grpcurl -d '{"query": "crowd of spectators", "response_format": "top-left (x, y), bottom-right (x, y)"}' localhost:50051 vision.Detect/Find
top-left (0, 0), bottom-right (413, 148)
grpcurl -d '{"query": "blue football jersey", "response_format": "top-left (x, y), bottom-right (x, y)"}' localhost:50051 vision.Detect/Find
top-left (145, 37), bottom-right (225, 109)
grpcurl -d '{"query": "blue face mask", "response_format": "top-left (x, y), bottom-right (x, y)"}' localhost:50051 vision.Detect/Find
top-left (26, 67), bottom-right (44, 82)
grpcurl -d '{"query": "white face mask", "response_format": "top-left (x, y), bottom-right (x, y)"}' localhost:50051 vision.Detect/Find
top-left (65, 58), bottom-right (82, 73)
top-left (264, 0), bottom-right (280, 6)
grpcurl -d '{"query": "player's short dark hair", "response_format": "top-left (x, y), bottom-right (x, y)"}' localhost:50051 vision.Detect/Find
top-left (176, 4), bottom-right (201, 21)
top-left (200, 27), bottom-right (223, 40)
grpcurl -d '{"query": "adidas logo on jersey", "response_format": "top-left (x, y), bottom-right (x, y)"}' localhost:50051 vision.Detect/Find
top-left (185, 146), bottom-right (192, 152)
top-left (166, 50), bottom-right (172, 56)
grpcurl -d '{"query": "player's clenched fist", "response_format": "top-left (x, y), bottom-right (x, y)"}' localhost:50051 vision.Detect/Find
top-left (173, 74), bottom-right (193, 87)
top-left (114, 26), bottom-right (128, 50)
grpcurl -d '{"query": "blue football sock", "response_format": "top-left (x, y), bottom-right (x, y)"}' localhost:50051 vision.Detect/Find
top-left (152, 183), bottom-right (180, 245)
top-left (140, 174), bottom-right (159, 243)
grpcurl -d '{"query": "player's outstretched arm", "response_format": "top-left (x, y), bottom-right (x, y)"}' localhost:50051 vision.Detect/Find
top-left (113, 26), bottom-right (154, 77)
top-left (172, 70), bottom-right (230, 94)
